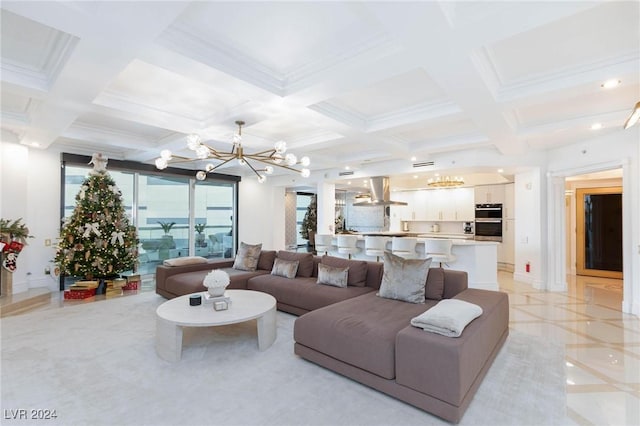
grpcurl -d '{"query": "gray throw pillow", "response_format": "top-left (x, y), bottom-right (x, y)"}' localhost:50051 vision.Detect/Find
top-left (271, 258), bottom-right (299, 279)
top-left (378, 251), bottom-right (432, 304)
top-left (232, 242), bottom-right (262, 271)
top-left (317, 263), bottom-right (349, 288)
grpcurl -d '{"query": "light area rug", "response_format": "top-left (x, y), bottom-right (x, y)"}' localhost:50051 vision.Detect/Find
top-left (1, 292), bottom-right (572, 426)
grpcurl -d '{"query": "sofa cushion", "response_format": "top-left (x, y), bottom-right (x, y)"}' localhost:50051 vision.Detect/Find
top-left (425, 266), bottom-right (445, 301)
top-left (378, 252), bottom-right (432, 304)
top-left (294, 292), bottom-right (433, 379)
top-left (162, 256), bottom-right (208, 267)
top-left (247, 274), bottom-right (373, 312)
top-left (321, 255), bottom-right (368, 286)
top-left (317, 263), bottom-right (348, 288)
top-left (233, 242), bottom-right (262, 271)
top-left (257, 250), bottom-right (277, 271)
top-left (271, 258), bottom-right (299, 279)
top-left (276, 251), bottom-right (314, 277)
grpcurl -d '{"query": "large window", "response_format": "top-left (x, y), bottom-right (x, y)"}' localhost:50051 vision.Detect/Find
top-left (60, 154), bottom-right (239, 283)
top-left (296, 193), bottom-right (313, 247)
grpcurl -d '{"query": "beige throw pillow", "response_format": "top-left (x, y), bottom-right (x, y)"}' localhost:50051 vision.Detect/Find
top-left (271, 258), bottom-right (299, 279)
top-left (162, 256), bottom-right (208, 267)
top-left (232, 242), bottom-right (262, 271)
top-left (317, 263), bottom-right (349, 288)
top-left (378, 251), bottom-right (432, 304)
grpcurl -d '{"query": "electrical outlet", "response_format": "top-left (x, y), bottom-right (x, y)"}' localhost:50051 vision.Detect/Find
top-left (44, 239), bottom-right (51, 246)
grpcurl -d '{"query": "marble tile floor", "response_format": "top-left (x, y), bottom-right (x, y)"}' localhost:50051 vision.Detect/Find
top-left (5, 271), bottom-right (639, 425)
top-left (501, 272), bottom-right (639, 425)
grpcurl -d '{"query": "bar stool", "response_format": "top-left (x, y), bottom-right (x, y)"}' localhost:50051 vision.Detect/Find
top-left (337, 234), bottom-right (360, 259)
top-left (314, 234), bottom-right (335, 256)
top-left (364, 236), bottom-right (389, 262)
top-left (391, 237), bottom-right (418, 259)
top-left (424, 238), bottom-right (456, 267)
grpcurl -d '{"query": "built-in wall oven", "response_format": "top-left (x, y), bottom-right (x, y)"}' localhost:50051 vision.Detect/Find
top-left (474, 203), bottom-right (503, 242)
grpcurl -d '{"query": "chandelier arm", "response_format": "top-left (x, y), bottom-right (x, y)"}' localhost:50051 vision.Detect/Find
top-left (205, 157), bottom-right (238, 172)
top-left (243, 159), bottom-right (264, 179)
top-left (246, 156), bottom-right (302, 173)
top-left (246, 149), bottom-right (277, 157)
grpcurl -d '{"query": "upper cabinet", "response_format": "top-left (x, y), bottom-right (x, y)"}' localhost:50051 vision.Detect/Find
top-left (503, 183), bottom-right (515, 219)
top-left (475, 184), bottom-right (505, 204)
top-left (411, 187), bottom-right (474, 222)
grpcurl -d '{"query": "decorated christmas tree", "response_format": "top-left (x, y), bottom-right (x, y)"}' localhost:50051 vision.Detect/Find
top-left (55, 154), bottom-right (138, 279)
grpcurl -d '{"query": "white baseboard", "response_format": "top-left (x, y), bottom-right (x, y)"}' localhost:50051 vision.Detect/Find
top-left (28, 276), bottom-right (58, 292)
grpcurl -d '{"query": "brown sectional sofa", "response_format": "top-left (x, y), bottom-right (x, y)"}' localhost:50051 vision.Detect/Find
top-left (155, 250), bottom-right (509, 423)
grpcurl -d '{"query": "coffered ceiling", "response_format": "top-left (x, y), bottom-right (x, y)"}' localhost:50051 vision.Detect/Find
top-left (1, 1), bottom-right (638, 189)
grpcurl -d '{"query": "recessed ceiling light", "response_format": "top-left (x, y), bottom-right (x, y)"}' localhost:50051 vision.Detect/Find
top-left (347, 181), bottom-right (351, 185)
top-left (345, 166), bottom-right (350, 170)
top-left (30, 142), bottom-right (40, 147)
top-left (410, 156), bottom-right (417, 161)
top-left (497, 168), bottom-right (504, 173)
top-left (591, 123), bottom-right (603, 130)
top-left (601, 79), bottom-right (621, 89)
top-left (434, 173), bottom-right (440, 177)
top-left (413, 175), bottom-right (418, 179)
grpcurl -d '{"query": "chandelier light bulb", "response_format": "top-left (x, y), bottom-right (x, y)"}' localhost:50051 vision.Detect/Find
top-left (195, 171), bottom-right (207, 181)
top-left (300, 156), bottom-right (310, 166)
top-left (274, 141), bottom-right (287, 154)
top-left (238, 157), bottom-right (246, 166)
top-left (285, 153), bottom-right (297, 166)
top-left (272, 154), bottom-right (283, 164)
top-left (301, 168), bottom-right (310, 178)
top-left (155, 158), bottom-right (168, 170)
top-left (195, 145), bottom-right (209, 159)
top-left (233, 133), bottom-right (242, 145)
top-left (160, 149), bottom-right (172, 160)
top-left (205, 163), bottom-right (215, 172)
top-left (187, 134), bottom-right (201, 150)
top-left (265, 166), bottom-right (274, 175)
top-left (257, 175), bottom-right (266, 183)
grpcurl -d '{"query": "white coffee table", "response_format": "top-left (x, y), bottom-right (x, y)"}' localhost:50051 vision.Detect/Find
top-left (155, 289), bottom-right (277, 362)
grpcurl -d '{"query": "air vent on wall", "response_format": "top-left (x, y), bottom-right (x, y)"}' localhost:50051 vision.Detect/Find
top-left (338, 170), bottom-right (354, 176)
top-left (413, 161), bottom-right (435, 168)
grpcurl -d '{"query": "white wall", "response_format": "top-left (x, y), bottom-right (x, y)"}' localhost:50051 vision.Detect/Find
top-left (1, 143), bottom-right (61, 293)
top-left (513, 169), bottom-right (544, 288)
top-left (238, 179), bottom-right (285, 251)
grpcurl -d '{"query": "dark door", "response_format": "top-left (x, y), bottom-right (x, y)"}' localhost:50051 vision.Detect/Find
top-left (576, 187), bottom-right (623, 279)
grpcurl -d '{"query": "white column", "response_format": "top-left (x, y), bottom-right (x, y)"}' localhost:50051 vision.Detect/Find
top-left (546, 175), bottom-right (567, 292)
top-left (317, 182), bottom-right (335, 234)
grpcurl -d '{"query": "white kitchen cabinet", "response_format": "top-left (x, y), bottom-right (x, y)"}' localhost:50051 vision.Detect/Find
top-left (475, 184), bottom-right (505, 204)
top-left (422, 187), bottom-right (474, 221)
top-left (412, 190), bottom-right (430, 220)
top-left (498, 218), bottom-right (515, 265)
top-left (390, 191), bottom-right (414, 221)
top-left (503, 183), bottom-right (515, 219)
top-left (453, 187), bottom-right (475, 221)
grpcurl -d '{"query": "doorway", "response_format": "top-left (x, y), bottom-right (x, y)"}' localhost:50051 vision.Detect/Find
top-left (575, 187), bottom-right (623, 279)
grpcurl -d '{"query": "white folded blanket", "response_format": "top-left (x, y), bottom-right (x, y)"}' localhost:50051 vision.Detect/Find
top-left (410, 299), bottom-right (483, 338)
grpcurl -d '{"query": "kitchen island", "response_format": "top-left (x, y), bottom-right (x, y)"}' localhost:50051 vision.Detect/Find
top-left (328, 235), bottom-right (498, 291)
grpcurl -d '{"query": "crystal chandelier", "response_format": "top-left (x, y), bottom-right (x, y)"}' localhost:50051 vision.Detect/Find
top-left (154, 120), bottom-right (310, 183)
top-left (427, 175), bottom-right (464, 188)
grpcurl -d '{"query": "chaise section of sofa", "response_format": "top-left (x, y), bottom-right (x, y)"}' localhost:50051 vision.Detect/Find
top-left (293, 268), bottom-right (509, 423)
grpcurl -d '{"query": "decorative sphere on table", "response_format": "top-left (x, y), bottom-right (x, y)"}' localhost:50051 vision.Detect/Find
top-left (203, 269), bottom-right (230, 297)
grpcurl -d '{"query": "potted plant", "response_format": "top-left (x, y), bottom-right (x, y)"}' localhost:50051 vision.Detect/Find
top-left (195, 223), bottom-right (206, 247)
top-left (157, 221), bottom-right (176, 260)
top-left (300, 195), bottom-right (317, 251)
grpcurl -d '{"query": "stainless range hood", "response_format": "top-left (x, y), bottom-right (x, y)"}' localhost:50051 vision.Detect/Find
top-left (353, 176), bottom-right (407, 206)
